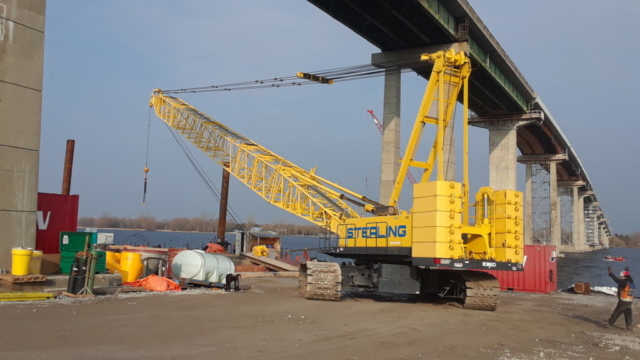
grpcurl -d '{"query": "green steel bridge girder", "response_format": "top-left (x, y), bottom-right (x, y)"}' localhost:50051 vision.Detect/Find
top-left (416, 0), bottom-right (530, 112)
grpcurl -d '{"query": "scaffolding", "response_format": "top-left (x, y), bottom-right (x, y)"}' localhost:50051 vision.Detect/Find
top-left (531, 163), bottom-right (551, 244)
top-left (584, 203), bottom-right (599, 245)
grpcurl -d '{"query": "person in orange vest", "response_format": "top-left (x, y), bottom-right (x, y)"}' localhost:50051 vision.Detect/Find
top-left (604, 266), bottom-right (635, 330)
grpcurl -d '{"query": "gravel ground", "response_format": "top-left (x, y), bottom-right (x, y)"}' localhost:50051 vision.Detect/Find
top-left (0, 277), bottom-right (638, 360)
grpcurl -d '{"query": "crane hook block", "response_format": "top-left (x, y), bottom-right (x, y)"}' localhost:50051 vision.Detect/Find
top-left (296, 72), bottom-right (334, 85)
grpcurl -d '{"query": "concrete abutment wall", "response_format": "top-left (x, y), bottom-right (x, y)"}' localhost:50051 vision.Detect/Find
top-left (0, 0), bottom-right (46, 269)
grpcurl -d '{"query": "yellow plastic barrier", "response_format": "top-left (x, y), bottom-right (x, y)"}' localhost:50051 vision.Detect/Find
top-left (105, 251), bottom-right (121, 274)
top-left (11, 248), bottom-right (33, 276)
top-left (29, 250), bottom-right (43, 275)
top-left (120, 252), bottom-right (143, 282)
top-left (252, 245), bottom-right (269, 257)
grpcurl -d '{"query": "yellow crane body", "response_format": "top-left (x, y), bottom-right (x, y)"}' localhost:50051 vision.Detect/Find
top-left (151, 49), bottom-right (524, 310)
top-left (334, 182), bottom-right (523, 264)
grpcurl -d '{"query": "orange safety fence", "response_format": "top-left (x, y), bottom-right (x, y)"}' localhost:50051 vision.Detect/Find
top-left (124, 274), bottom-right (182, 292)
top-left (295, 251), bottom-right (311, 262)
top-left (283, 250), bottom-right (310, 262)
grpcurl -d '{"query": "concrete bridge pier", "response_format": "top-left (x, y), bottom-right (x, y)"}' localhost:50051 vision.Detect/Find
top-left (469, 112), bottom-right (542, 190)
top-left (557, 181), bottom-right (586, 252)
top-left (0, 1), bottom-right (46, 270)
top-left (379, 68), bottom-right (401, 205)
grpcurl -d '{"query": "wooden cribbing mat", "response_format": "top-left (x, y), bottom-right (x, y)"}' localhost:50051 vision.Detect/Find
top-left (0, 274), bottom-right (47, 283)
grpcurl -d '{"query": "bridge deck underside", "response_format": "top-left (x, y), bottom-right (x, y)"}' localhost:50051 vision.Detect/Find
top-left (309, 0), bottom-right (580, 181)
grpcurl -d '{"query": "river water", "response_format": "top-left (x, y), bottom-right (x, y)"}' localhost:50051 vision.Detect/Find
top-left (104, 229), bottom-right (336, 261)
top-left (557, 247), bottom-right (640, 289)
top-left (102, 229), bottom-right (640, 289)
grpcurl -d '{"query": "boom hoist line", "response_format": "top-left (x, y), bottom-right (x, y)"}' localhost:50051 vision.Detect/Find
top-left (367, 110), bottom-right (418, 186)
top-left (160, 56), bottom-right (435, 95)
top-left (149, 91), bottom-right (393, 234)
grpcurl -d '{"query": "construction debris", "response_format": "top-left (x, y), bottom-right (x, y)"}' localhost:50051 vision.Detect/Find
top-left (240, 253), bottom-right (299, 272)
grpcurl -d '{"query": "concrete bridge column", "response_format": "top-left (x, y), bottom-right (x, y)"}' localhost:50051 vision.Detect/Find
top-left (0, 1), bottom-right (46, 270)
top-left (549, 161), bottom-right (561, 250)
top-left (557, 181), bottom-right (586, 252)
top-left (524, 163), bottom-right (533, 245)
top-left (379, 69), bottom-right (401, 205)
top-left (469, 112), bottom-right (543, 190)
top-left (593, 217), bottom-right (600, 247)
top-left (488, 124), bottom-right (518, 190)
top-left (575, 189), bottom-right (586, 251)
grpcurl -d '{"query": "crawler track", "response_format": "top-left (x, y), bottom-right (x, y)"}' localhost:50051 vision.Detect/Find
top-left (459, 271), bottom-right (500, 311)
top-left (299, 262), bottom-right (342, 301)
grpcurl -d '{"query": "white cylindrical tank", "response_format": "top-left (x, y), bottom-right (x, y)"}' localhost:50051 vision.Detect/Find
top-left (171, 250), bottom-right (235, 283)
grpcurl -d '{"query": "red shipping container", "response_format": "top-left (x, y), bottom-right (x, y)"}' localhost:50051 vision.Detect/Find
top-left (36, 193), bottom-right (80, 254)
top-left (482, 245), bottom-right (557, 294)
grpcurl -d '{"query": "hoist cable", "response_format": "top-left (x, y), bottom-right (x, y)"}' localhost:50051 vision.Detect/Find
top-left (142, 108), bottom-right (152, 205)
top-left (164, 124), bottom-right (245, 229)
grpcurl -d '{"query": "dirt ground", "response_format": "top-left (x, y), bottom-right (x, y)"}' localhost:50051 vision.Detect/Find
top-left (0, 277), bottom-right (638, 360)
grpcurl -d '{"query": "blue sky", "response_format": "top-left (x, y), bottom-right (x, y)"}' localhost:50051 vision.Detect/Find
top-left (40, 1), bottom-right (640, 234)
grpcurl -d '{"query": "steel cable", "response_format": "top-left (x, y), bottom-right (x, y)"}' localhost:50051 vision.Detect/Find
top-left (162, 55), bottom-right (433, 94)
top-left (164, 123), bottom-right (245, 230)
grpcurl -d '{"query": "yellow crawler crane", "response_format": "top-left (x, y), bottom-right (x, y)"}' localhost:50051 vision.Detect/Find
top-left (150, 50), bottom-right (524, 311)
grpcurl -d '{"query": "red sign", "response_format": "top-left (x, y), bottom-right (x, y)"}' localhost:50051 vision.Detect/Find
top-left (36, 193), bottom-right (79, 254)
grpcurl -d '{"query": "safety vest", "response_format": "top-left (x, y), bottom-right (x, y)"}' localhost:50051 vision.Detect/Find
top-left (620, 282), bottom-right (635, 302)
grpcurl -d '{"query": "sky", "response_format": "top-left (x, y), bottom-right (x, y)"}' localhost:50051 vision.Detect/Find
top-left (39, 1), bottom-right (640, 234)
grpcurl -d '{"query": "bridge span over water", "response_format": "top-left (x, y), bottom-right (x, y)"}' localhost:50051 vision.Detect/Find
top-left (309, 0), bottom-right (610, 252)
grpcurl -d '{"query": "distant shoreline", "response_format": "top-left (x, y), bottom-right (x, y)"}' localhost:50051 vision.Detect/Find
top-left (77, 227), bottom-right (325, 237)
top-left (78, 227), bottom-right (216, 234)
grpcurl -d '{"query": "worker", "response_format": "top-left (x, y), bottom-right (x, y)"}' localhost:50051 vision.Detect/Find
top-left (218, 238), bottom-right (230, 253)
top-left (604, 266), bottom-right (635, 330)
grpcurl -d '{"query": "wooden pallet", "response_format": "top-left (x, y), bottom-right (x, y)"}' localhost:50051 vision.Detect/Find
top-left (240, 253), bottom-right (299, 272)
top-left (0, 274), bottom-right (47, 283)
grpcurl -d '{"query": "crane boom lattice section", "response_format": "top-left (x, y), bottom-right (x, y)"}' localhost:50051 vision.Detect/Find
top-left (150, 91), bottom-right (372, 231)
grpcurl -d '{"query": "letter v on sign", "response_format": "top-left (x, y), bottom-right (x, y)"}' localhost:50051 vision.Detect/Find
top-left (36, 211), bottom-right (51, 230)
